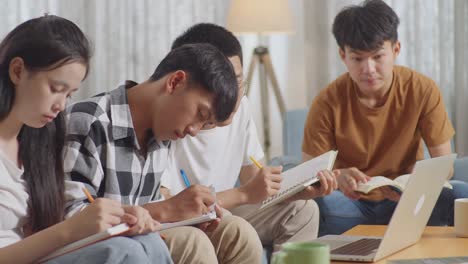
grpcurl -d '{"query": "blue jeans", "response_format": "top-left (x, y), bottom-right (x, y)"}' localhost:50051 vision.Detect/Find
top-left (316, 180), bottom-right (468, 236)
top-left (45, 233), bottom-right (172, 264)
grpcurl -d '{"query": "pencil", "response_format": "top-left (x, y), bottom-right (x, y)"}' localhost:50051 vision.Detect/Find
top-left (82, 187), bottom-right (95, 203)
top-left (249, 156), bottom-right (263, 169)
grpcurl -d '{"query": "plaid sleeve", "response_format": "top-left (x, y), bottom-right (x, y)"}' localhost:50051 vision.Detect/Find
top-left (63, 103), bottom-right (107, 217)
top-left (64, 134), bottom-right (105, 216)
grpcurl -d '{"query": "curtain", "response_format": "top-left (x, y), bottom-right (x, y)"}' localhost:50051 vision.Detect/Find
top-left (454, 0), bottom-right (468, 157)
top-left (0, 0), bottom-right (229, 100)
top-left (1, 0), bottom-right (467, 157)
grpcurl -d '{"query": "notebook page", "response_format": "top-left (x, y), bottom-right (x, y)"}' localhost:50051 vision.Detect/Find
top-left (261, 150), bottom-right (337, 207)
top-left (277, 150), bottom-right (335, 193)
top-left (160, 185), bottom-right (217, 230)
top-left (160, 211), bottom-right (217, 230)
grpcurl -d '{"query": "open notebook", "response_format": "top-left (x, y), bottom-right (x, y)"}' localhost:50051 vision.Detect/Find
top-left (160, 210), bottom-right (217, 230)
top-left (258, 150), bottom-right (337, 211)
top-left (39, 223), bottom-right (130, 263)
top-left (41, 212), bottom-right (216, 262)
top-left (40, 209), bottom-right (217, 262)
top-left (41, 185), bottom-right (218, 261)
top-left (160, 185), bottom-right (218, 230)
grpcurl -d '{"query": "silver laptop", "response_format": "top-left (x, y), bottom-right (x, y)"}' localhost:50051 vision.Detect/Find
top-left (313, 154), bottom-right (456, 262)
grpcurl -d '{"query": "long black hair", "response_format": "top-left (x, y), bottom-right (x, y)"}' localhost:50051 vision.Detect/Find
top-left (0, 15), bottom-right (91, 232)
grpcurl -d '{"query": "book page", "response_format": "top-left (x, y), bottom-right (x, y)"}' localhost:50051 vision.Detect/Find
top-left (259, 150), bottom-right (337, 209)
top-left (356, 176), bottom-right (403, 194)
top-left (394, 173), bottom-right (452, 190)
top-left (394, 174), bottom-right (411, 189)
top-left (278, 150), bottom-right (337, 193)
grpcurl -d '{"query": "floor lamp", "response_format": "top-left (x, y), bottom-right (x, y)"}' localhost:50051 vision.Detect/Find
top-left (227, 0), bottom-right (294, 161)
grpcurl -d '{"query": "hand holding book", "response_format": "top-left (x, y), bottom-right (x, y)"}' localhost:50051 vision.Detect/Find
top-left (356, 174), bottom-right (453, 202)
top-left (243, 150), bottom-right (338, 218)
top-left (337, 167), bottom-right (373, 200)
top-left (241, 157), bottom-right (283, 204)
top-left (288, 169), bottom-right (340, 200)
top-left (357, 174), bottom-right (453, 194)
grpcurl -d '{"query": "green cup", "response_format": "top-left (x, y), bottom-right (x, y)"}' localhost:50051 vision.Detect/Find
top-left (272, 242), bottom-right (330, 264)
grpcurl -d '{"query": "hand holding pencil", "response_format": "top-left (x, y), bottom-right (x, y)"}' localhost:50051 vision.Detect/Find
top-left (61, 189), bottom-right (126, 242)
top-left (82, 187), bottom-right (161, 236)
top-left (238, 156), bottom-right (283, 204)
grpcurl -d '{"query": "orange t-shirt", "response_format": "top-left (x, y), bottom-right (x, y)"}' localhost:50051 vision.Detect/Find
top-left (302, 66), bottom-right (454, 179)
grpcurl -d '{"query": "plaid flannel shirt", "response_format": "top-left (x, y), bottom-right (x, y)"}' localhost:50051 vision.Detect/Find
top-left (64, 81), bottom-right (170, 216)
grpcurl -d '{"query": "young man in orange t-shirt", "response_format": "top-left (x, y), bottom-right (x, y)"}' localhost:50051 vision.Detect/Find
top-left (302, 0), bottom-right (468, 236)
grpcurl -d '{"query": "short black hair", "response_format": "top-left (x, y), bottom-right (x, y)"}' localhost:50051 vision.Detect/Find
top-left (171, 23), bottom-right (243, 65)
top-left (150, 43), bottom-right (238, 122)
top-left (332, 0), bottom-right (400, 51)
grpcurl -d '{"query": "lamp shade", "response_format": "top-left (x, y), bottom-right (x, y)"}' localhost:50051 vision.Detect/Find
top-left (227, 0), bottom-right (294, 35)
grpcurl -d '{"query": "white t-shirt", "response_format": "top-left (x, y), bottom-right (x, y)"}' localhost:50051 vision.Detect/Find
top-left (161, 96), bottom-right (264, 194)
top-left (0, 151), bottom-right (27, 248)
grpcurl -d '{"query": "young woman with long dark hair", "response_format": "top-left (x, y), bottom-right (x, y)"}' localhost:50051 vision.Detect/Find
top-left (0, 15), bottom-right (171, 264)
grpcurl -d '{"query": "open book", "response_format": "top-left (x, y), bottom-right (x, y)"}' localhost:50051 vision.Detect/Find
top-left (356, 174), bottom-right (453, 194)
top-left (39, 223), bottom-right (130, 263)
top-left (241, 150), bottom-right (337, 217)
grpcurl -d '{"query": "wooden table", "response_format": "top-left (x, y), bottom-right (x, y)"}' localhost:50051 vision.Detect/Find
top-left (332, 225), bottom-right (468, 264)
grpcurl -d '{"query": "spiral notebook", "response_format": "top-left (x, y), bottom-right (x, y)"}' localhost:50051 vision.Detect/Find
top-left (251, 150), bottom-right (338, 215)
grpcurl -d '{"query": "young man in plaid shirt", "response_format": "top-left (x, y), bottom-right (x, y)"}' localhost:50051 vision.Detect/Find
top-left (63, 43), bottom-right (263, 263)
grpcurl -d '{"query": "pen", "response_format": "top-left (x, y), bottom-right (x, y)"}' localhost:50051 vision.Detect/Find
top-left (82, 187), bottom-right (95, 203)
top-left (180, 169), bottom-right (191, 187)
top-left (249, 156), bottom-right (263, 169)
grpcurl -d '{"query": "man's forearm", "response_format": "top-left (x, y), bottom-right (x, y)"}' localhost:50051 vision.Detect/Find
top-left (142, 200), bottom-right (173, 222)
top-left (216, 188), bottom-right (249, 210)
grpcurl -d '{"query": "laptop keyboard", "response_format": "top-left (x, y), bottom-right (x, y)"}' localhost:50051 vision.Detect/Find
top-left (331, 238), bottom-right (382, 256)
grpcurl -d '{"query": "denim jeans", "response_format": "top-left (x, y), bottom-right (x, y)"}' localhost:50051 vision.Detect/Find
top-left (316, 180), bottom-right (468, 236)
top-left (45, 233), bottom-right (172, 264)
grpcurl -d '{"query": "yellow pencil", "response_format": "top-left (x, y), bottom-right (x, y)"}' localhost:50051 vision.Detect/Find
top-left (82, 187), bottom-right (95, 203)
top-left (249, 156), bottom-right (263, 169)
